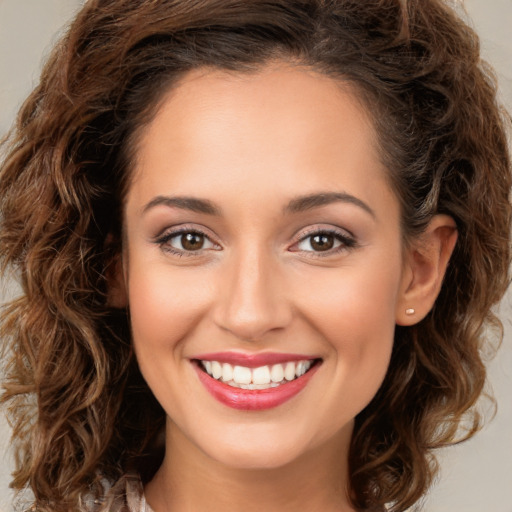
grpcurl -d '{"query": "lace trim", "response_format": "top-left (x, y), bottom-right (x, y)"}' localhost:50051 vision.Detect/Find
top-left (95, 473), bottom-right (153, 512)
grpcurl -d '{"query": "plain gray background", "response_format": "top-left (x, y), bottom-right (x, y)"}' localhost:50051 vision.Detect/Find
top-left (0, 1), bottom-right (511, 511)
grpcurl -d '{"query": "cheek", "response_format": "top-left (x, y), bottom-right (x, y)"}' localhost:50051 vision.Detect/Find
top-left (295, 260), bottom-right (400, 336)
top-left (127, 261), bottom-right (212, 350)
top-left (291, 259), bottom-right (401, 392)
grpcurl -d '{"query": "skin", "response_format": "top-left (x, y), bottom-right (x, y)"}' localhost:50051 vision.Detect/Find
top-left (115, 63), bottom-right (457, 512)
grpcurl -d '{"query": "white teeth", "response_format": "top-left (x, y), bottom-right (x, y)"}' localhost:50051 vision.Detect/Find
top-left (201, 359), bottom-right (315, 388)
top-left (284, 362), bottom-right (296, 381)
top-left (221, 363), bottom-right (233, 382)
top-left (211, 361), bottom-right (222, 380)
top-left (233, 365), bottom-right (252, 384)
top-left (295, 361), bottom-right (312, 377)
top-left (252, 366), bottom-right (271, 385)
top-left (296, 360), bottom-right (312, 377)
top-left (270, 364), bottom-right (284, 383)
top-left (235, 382), bottom-right (281, 390)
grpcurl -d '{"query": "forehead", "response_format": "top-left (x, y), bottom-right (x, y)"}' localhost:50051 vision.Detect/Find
top-left (127, 63), bottom-right (394, 219)
top-left (145, 64), bottom-right (376, 147)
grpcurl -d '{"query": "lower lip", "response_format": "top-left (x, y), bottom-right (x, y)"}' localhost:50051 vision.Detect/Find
top-left (194, 362), bottom-right (320, 411)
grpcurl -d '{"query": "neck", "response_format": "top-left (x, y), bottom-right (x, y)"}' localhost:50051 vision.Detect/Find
top-left (144, 420), bottom-right (357, 512)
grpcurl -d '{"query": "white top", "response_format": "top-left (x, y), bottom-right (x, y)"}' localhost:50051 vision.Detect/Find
top-left (94, 474), bottom-right (154, 512)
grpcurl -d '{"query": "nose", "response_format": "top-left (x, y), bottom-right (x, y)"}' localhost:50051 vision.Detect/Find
top-left (212, 248), bottom-right (292, 342)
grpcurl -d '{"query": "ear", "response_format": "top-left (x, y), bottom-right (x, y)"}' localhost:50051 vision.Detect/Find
top-left (105, 237), bottom-right (128, 308)
top-left (396, 215), bottom-right (458, 326)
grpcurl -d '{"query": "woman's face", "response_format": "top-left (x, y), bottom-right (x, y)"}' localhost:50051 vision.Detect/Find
top-left (121, 64), bottom-right (409, 469)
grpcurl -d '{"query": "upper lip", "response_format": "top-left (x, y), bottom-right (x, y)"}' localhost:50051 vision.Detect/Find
top-left (191, 351), bottom-right (320, 368)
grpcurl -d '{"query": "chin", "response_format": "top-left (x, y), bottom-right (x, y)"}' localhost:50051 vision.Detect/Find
top-left (208, 452), bottom-right (306, 473)
top-left (213, 445), bottom-right (304, 471)
top-left (185, 419), bottom-right (343, 472)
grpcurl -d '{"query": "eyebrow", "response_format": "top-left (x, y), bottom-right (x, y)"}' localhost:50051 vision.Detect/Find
top-left (284, 192), bottom-right (375, 218)
top-left (142, 191), bottom-right (375, 218)
top-left (142, 195), bottom-right (221, 215)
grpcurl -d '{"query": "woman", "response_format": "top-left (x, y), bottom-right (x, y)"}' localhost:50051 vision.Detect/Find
top-left (0, 1), bottom-right (510, 511)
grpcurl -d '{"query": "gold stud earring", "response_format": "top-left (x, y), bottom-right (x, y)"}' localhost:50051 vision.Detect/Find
top-left (405, 308), bottom-right (415, 315)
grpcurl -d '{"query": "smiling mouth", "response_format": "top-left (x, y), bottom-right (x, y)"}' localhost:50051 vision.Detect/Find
top-left (196, 359), bottom-right (321, 390)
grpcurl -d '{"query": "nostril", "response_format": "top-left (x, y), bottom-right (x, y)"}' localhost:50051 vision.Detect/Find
top-left (213, 295), bottom-right (293, 341)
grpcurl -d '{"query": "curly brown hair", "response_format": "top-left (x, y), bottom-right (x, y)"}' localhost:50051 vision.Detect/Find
top-left (0, 0), bottom-right (510, 511)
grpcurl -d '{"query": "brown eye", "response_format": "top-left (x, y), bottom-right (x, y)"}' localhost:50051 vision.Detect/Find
top-left (298, 233), bottom-right (337, 252)
top-left (310, 234), bottom-right (334, 251)
top-left (181, 232), bottom-right (205, 251)
top-left (295, 230), bottom-right (356, 254)
top-left (161, 230), bottom-right (217, 253)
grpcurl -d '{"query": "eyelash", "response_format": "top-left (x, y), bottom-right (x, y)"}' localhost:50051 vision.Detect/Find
top-left (154, 227), bottom-right (219, 257)
top-left (154, 226), bottom-right (357, 258)
top-left (292, 227), bottom-right (357, 257)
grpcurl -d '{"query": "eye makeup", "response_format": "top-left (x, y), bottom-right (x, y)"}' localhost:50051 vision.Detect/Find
top-left (153, 223), bottom-right (359, 259)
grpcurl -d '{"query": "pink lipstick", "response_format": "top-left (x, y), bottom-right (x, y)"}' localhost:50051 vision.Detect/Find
top-left (192, 352), bottom-right (321, 411)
